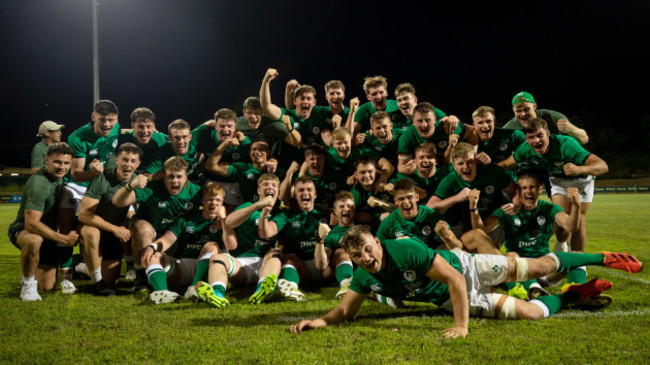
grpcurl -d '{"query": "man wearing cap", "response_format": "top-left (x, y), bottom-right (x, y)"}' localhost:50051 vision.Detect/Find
top-left (31, 121), bottom-right (65, 174)
top-left (503, 91), bottom-right (588, 145)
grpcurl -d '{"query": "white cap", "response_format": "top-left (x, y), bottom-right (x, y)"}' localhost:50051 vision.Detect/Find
top-left (37, 121), bottom-right (65, 136)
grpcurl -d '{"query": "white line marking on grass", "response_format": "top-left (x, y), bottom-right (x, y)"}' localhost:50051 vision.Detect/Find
top-left (553, 308), bottom-right (650, 318)
top-left (589, 266), bottom-right (650, 285)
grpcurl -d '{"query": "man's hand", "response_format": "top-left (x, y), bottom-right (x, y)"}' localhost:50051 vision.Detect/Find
top-left (112, 226), bottom-right (131, 244)
top-left (60, 231), bottom-right (80, 247)
top-left (563, 163), bottom-right (582, 176)
top-left (89, 159), bottom-right (104, 177)
top-left (222, 137), bottom-right (240, 148)
top-left (402, 159), bottom-right (417, 175)
top-left (291, 320), bottom-right (318, 334)
top-left (566, 187), bottom-right (581, 207)
top-left (264, 68), bottom-right (279, 82)
top-left (448, 134), bottom-right (460, 151)
top-left (442, 115), bottom-right (460, 135)
top-left (355, 133), bottom-right (366, 144)
top-left (455, 188), bottom-right (471, 203)
top-left (442, 325), bottom-right (468, 339)
top-left (475, 152), bottom-right (492, 165)
top-left (329, 212), bottom-right (339, 227)
top-left (434, 221), bottom-right (455, 242)
top-left (468, 189), bottom-right (480, 210)
top-left (349, 97), bottom-right (360, 109)
top-left (130, 174), bottom-right (149, 189)
top-left (258, 195), bottom-right (275, 209)
top-left (266, 159), bottom-right (278, 174)
top-left (331, 115), bottom-right (342, 128)
top-left (501, 203), bottom-right (519, 216)
top-left (286, 161), bottom-right (300, 175)
top-left (140, 245), bottom-right (156, 268)
top-left (346, 174), bottom-right (357, 186)
top-left (235, 130), bottom-right (246, 142)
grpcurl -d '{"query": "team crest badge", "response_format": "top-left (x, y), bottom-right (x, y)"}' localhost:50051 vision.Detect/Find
top-left (375, 145), bottom-right (383, 152)
top-left (421, 225), bottom-right (432, 236)
top-left (89, 149), bottom-right (98, 156)
top-left (209, 226), bottom-right (219, 233)
top-left (247, 173), bottom-right (255, 180)
top-left (185, 202), bottom-right (194, 210)
top-left (186, 226), bottom-right (195, 234)
top-left (112, 140), bottom-right (118, 148)
top-left (312, 127), bottom-right (320, 134)
top-left (329, 182), bottom-right (337, 190)
top-left (232, 152), bottom-right (241, 160)
top-left (499, 143), bottom-right (508, 151)
top-left (371, 284), bottom-right (382, 292)
top-left (513, 217), bottom-right (521, 226)
top-left (485, 185), bottom-right (495, 194)
top-left (537, 216), bottom-right (546, 226)
top-left (439, 141), bottom-right (448, 149)
top-left (403, 270), bottom-right (417, 282)
top-left (395, 231), bottom-right (405, 237)
top-left (319, 218), bottom-right (328, 224)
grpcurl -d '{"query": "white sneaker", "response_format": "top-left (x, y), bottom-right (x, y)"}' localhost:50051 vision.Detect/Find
top-left (150, 290), bottom-right (180, 304)
top-left (20, 281), bottom-right (42, 301)
top-left (184, 285), bottom-right (199, 301)
top-left (125, 266), bottom-right (137, 281)
top-left (277, 278), bottom-right (305, 301)
top-left (61, 279), bottom-right (77, 294)
top-left (335, 278), bottom-right (351, 300)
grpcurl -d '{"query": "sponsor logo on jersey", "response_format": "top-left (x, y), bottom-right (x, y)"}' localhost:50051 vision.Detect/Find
top-left (255, 218), bottom-right (260, 225)
top-left (485, 185), bottom-right (495, 194)
top-left (112, 140), bottom-right (118, 148)
top-left (403, 270), bottom-right (417, 282)
top-left (89, 148), bottom-right (98, 156)
top-left (186, 226), bottom-right (195, 234)
top-left (162, 218), bottom-right (173, 225)
top-left (374, 145), bottom-right (383, 152)
top-left (537, 216), bottom-right (546, 226)
top-left (158, 201), bottom-right (167, 208)
top-left (513, 217), bottom-right (521, 226)
top-left (247, 173), bottom-right (255, 180)
top-left (395, 231), bottom-right (405, 237)
top-left (438, 141), bottom-right (448, 150)
top-left (299, 241), bottom-right (316, 249)
top-left (518, 240), bottom-right (536, 247)
top-left (291, 220), bottom-right (301, 228)
top-left (371, 283), bottom-right (382, 292)
top-left (421, 225), bottom-right (431, 236)
top-left (499, 143), bottom-right (508, 151)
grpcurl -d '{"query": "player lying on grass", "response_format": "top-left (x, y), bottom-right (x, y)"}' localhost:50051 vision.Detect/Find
top-left (141, 182), bottom-right (236, 304)
top-left (463, 170), bottom-right (581, 299)
top-left (194, 174), bottom-right (284, 307)
top-left (290, 225), bottom-right (642, 337)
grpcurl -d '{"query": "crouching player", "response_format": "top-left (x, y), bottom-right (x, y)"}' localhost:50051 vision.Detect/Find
top-left (141, 182), bottom-right (236, 304)
top-left (290, 225), bottom-right (642, 337)
top-left (194, 174), bottom-right (283, 307)
top-left (260, 176), bottom-right (353, 301)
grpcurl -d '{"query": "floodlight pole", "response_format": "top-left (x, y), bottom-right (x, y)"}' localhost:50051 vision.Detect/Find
top-left (92, 0), bottom-right (100, 104)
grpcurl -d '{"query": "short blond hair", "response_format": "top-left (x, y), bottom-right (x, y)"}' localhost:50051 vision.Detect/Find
top-left (394, 83), bottom-right (416, 97)
top-left (370, 111), bottom-right (391, 126)
top-left (332, 127), bottom-right (352, 141)
top-left (450, 142), bottom-right (476, 161)
top-left (202, 181), bottom-right (225, 198)
top-left (163, 156), bottom-right (188, 173)
top-left (363, 76), bottom-right (387, 94)
top-left (168, 119), bottom-right (191, 134)
top-left (214, 108), bottom-right (237, 122)
top-left (472, 106), bottom-right (495, 120)
top-left (325, 80), bottom-right (345, 93)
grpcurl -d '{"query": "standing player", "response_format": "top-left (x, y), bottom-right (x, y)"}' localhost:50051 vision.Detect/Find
top-left (146, 119), bottom-right (201, 182)
top-left (31, 121), bottom-right (65, 174)
top-left (8, 143), bottom-right (79, 300)
top-left (118, 107), bottom-right (167, 175)
top-left (504, 91), bottom-right (588, 145)
top-left (78, 143), bottom-right (143, 295)
top-left (352, 76), bottom-right (400, 133)
top-left (290, 225), bottom-right (643, 336)
top-left (396, 142), bottom-right (452, 199)
top-left (356, 111), bottom-right (404, 169)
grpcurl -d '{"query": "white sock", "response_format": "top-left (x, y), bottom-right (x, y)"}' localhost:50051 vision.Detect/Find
top-left (90, 268), bottom-right (102, 284)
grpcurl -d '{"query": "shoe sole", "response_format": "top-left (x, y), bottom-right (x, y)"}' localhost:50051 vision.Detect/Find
top-left (573, 294), bottom-right (613, 310)
top-left (196, 282), bottom-right (229, 308)
top-left (249, 274), bottom-right (278, 304)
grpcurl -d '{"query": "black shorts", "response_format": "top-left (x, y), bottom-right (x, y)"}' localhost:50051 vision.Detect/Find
top-left (99, 230), bottom-right (125, 261)
top-left (8, 224), bottom-right (59, 267)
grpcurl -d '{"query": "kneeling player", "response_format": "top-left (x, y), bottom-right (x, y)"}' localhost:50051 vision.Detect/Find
top-left (290, 225), bottom-right (642, 337)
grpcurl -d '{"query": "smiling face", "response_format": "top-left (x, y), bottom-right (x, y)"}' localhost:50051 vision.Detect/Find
top-left (305, 152), bottom-right (326, 177)
top-left (394, 189), bottom-right (419, 220)
top-left (216, 118), bottom-right (236, 143)
top-left (332, 136), bottom-right (352, 159)
top-left (293, 181), bottom-right (316, 212)
top-left (366, 85), bottom-right (388, 110)
top-left (249, 142), bottom-right (269, 166)
top-left (201, 191), bottom-right (224, 220)
top-left (396, 92), bottom-right (417, 118)
top-left (355, 162), bottom-right (377, 189)
top-left (45, 153), bottom-right (72, 179)
top-left (132, 119), bottom-right (156, 145)
top-left (524, 127), bottom-right (551, 155)
top-left (243, 108), bottom-right (263, 129)
top-left (347, 233), bottom-right (385, 274)
top-left (517, 176), bottom-right (542, 211)
top-left (92, 113), bottom-right (118, 137)
top-left (115, 151), bottom-right (140, 182)
top-left (257, 178), bottom-right (279, 201)
top-left (169, 128), bottom-right (191, 156)
top-left (163, 169), bottom-right (188, 196)
top-left (415, 149), bottom-right (436, 173)
top-left (294, 92), bottom-right (316, 120)
top-left (473, 112), bottom-right (496, 142)
top-left (413, 111), bottom-right (436, 139)
top-left (333, 198), bottom-right (355, 227)
top-left (371, 117), bottom-right (394, 144)
top-left (453, 153), bottom-right (478, 183)
top-left (513, 102), bottom-right (537, 123)
top-left (325, 88), bottom-right (345, 110)
top-left (43, 129), bottom-right (63, 143)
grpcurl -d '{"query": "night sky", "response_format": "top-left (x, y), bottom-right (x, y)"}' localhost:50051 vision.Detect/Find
top-left (1, 1), bottom-right (648, 168)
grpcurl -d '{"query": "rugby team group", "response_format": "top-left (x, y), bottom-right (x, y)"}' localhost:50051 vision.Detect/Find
top-left (10, 68), bottom-right (643, 338)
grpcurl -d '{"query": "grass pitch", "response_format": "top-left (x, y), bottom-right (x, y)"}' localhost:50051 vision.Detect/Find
top-left (1, 195), bottom-right (649, 364)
